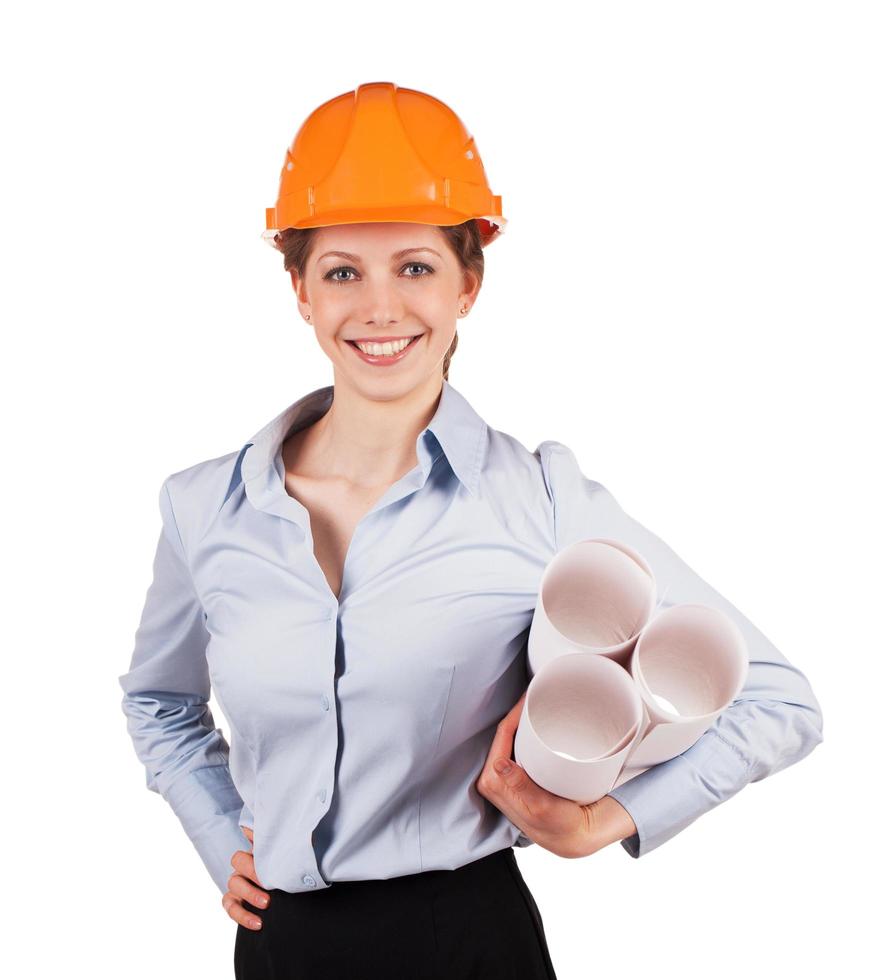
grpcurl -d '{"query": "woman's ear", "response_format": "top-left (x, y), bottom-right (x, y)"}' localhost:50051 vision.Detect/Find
top-left (460, 270), bottom-right (482, 315)
top-left (290, 269), bottom-right (311, 321)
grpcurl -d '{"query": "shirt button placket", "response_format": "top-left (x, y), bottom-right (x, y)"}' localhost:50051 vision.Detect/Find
top-left (310, 604), bottom-right (336, 889)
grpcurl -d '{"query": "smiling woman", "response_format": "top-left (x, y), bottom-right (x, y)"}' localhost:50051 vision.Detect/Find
top-left (119, 78), bottom-right (822, 980)
top-left (273, 218), bottom-right (485, 381)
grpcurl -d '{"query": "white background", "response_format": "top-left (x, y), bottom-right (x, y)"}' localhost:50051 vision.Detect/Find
top-left (4, 1), bottom-right (868, 976)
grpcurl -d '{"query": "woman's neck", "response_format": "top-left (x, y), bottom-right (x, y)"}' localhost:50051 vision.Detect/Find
top-left (282, 375), bottom-right (444, 488)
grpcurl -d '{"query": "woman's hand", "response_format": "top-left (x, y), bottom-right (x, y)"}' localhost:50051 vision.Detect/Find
top-left (475, 691), bottom-right (637, 858)
top-left (223, 826), bottom-right (271, 930)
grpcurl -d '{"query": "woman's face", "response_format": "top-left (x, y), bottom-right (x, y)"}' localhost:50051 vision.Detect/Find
top-left (291, 222), bottom-right (479, 399)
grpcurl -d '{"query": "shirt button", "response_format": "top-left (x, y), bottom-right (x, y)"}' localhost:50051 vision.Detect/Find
top-left (317, 788), bottom-right (327, 803)
top-left (302, 874), bottom-right (317, 887)
top-left (320, 694), bottom-right (330, 712)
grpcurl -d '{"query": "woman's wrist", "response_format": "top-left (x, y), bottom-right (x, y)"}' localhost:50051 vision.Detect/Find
top-left (580, 795), bottom-right (637, 856)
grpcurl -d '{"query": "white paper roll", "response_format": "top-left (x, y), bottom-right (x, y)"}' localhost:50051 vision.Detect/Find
top-left (528, 538), bottom-right (657, 675)
top-left (624, 603), bottom-right (749, 768)
top-left (514, 652), bottom-right (646, 805)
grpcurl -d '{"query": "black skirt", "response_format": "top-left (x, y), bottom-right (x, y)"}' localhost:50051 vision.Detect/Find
top-left (234, 846), bottom-right (559, 979)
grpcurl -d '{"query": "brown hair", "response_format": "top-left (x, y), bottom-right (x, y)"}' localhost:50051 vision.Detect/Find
top-left (273, 219), bottom-right (485, 381)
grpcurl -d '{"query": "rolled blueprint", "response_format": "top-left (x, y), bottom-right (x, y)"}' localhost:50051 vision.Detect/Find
top-left (514, 652), bottom-right (646, 805)
top-left (517, 539), bottom-right (751, 798)
top-left (527, 538), bottom-right (657, 675)
top-left (622, 603), bottom-right (749, 768)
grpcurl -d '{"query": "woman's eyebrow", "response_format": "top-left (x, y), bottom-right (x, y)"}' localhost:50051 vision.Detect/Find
top-left (317, 247), bottom-right (442, 262)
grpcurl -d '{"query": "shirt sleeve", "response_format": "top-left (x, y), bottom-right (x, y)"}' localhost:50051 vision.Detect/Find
top-left (537, 440), bottom-right (824, 859)
top-left (118, 476), bottom-right (250, 894)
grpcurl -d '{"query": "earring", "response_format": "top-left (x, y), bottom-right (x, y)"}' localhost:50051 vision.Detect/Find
top-left (459, 306), bottom-right (468, 316)
top-left (305, 314), bottom-right (310, 320)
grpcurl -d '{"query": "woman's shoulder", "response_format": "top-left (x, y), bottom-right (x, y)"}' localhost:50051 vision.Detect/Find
top-left (485, 426), bottom-right (584, 492)
top-left (159, 446), bottom-right (246, 553)
top-left (532, 438), bottom-right (588, 492)
top-left (479, 428), bottom-right (592, 529)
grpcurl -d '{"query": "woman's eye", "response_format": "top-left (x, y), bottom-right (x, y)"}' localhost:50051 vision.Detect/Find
top-left (325, 266), bottom-right (357, 283)
top-left (324, 262), bottom-right (433, 283)
top-left (403, 262), bottom-right (433, 278)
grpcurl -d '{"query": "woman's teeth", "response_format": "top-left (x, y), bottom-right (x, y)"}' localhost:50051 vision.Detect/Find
top-left (353, 337), bottom-right (417, 356)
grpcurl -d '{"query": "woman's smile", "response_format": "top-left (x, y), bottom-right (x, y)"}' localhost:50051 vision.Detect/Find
top-left (344, 333), bottom-right (424, 365)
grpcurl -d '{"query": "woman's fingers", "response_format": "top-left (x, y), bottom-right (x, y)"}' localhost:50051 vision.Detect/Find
top-left (231, 847), bottom-right (264, 889)
top-left (478, 691), bottom-right (526, 792)
top-left (222, 889), bottom-right (263, 931)
top-left (227, 869), bottom-right (271, 912)
top-left (226, 843), bottom-right (270, 930)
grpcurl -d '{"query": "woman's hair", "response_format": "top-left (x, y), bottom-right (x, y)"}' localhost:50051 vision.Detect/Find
top-left (273, 219), bottom-right (484, 381)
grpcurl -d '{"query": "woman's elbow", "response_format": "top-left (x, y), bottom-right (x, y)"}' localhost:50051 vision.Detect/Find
top-left (747, 698), bottom-right (824, 784)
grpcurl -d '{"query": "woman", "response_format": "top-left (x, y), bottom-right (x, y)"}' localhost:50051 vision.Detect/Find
top-left (118, 83), bottom-right (823, 979)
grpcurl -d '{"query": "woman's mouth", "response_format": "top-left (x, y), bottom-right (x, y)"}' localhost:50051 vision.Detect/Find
top-left (344, 334), bottom-right (423, 366)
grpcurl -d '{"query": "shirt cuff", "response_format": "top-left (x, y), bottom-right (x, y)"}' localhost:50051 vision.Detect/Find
top-left (605, 729), bottom-right (752, 859)
top-left (163, 763), bottom-right (252, 893)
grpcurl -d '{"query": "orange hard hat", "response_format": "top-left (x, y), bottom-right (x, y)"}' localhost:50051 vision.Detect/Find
top-left (263, 81), bottom-right (506, 249)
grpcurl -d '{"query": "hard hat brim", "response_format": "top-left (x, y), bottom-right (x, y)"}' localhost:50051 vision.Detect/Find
top-left (262, 207), bottom-right (506, 249)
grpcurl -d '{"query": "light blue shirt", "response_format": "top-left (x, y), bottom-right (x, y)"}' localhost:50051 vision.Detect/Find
top-left (118, 379), bottom-right (824, 894)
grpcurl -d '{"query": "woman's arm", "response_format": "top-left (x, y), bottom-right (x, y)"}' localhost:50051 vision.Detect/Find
top-left (117, 476), bottom-right (251, 893)
top-left (537, 440), bottom-right (824, 859)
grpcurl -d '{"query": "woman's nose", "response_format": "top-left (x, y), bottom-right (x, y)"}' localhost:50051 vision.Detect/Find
top-left (357, 282), bottom-right (407, 325)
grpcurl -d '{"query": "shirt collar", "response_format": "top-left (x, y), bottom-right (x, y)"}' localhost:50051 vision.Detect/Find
top-left (228, 379), bottom-right (488, 512)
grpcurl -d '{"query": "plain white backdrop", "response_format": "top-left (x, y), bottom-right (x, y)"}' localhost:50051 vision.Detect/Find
top-left (4, 1), bottom-right (868, 977)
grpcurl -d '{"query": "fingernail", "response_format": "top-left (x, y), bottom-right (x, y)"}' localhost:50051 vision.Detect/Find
top-left (251, 918), bottom-right (262, 929)
top-left (258, 896), bottom-right (269, 907)
top-left (495, 758), bottom-right (513, 775)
